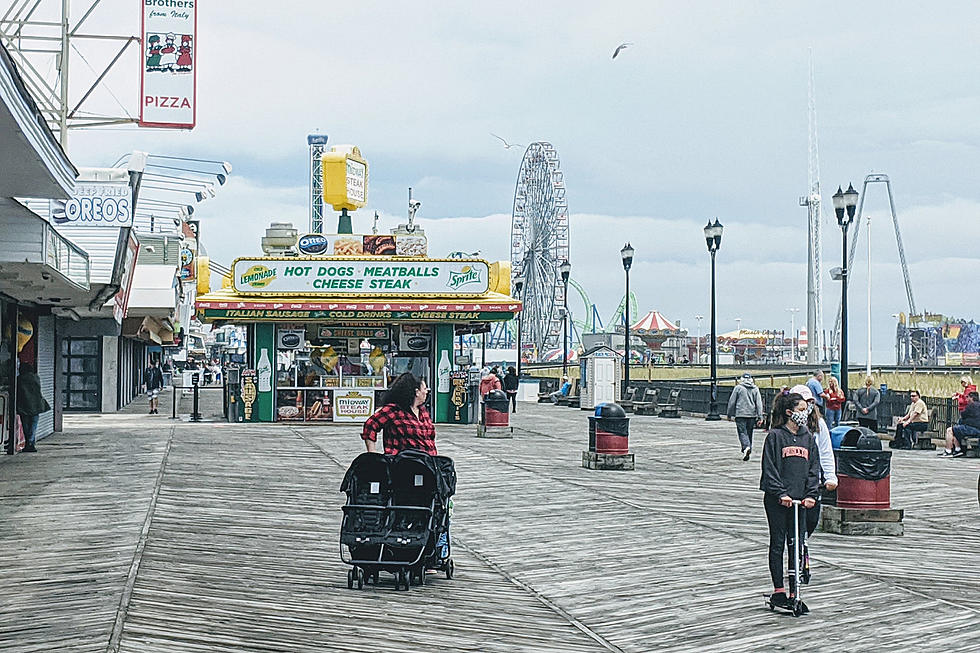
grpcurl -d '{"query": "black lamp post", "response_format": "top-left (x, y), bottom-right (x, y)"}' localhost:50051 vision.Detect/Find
top-left (832, 183), bottom-right (859, 399)
top-left (620, 243), bottom-right (634, 394)
top-left (704, 219), bottom-right (723, 421)
top-left (560, 260), bottom-right (571, 378)
top-left (514, 274), bottom-right (525, 377)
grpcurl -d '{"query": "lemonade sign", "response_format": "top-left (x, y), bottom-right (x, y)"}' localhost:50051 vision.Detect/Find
top-left (231, 258), bottom-right (490, 296)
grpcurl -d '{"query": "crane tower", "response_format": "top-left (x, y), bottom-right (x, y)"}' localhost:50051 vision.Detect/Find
top-left (308, 134), bottom-right (329, 233)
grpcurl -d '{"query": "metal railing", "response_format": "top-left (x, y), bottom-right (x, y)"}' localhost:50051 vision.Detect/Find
top-left (42, 222), bottom-right (90, 288)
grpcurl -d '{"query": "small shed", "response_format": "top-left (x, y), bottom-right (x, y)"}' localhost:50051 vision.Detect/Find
top-left (579, 345), bottom-right (623, 410)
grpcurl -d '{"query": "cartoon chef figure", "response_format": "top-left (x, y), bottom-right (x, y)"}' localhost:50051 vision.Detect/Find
top-left (176, 34), bottom-right (193, 72)
top-left (145, 34), bottom-right (162, 71)
top-left (159, 32), bottom-right (177, 72)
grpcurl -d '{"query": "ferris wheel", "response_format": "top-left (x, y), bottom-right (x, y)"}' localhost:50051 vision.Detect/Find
top-left (510, 142), bottom-right (570, 360)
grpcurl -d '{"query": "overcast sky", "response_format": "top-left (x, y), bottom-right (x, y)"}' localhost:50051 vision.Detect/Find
top-left (57, 1), bottom-right (980, 363)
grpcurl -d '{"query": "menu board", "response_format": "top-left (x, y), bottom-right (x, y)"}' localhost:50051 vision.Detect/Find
top-left (333, 389), bottom-right (375, 423)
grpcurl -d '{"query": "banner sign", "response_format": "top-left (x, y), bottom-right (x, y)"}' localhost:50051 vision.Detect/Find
top-left (318, 326), bottom-right (389, 339)
top-left (140, 0), bottom-right (197, 128)
top-left (113, 234), bottom-right (140, 323)
top-left (199, 308), bottom-right (516, 322)
top-left (50, 180), bottom-right (133, 226)
top-left (232, 258), bottom-right (490, 296)
top-left (323, 146), bottom-right (368, 211)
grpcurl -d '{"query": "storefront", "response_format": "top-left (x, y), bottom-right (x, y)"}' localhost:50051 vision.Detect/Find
top-left (196, 250), bottom-right (520, 424)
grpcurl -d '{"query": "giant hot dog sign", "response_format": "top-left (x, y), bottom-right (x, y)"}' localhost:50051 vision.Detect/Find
top-left (232, 258), bottom-right (491, 296)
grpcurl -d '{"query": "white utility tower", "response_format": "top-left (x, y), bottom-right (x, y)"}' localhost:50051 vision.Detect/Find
top-left (799, 50), bottom-right (825, 365)
top-left (308, 133), bottom-right (328, 233)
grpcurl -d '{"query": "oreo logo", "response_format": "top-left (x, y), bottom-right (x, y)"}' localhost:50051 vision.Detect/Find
top-left (280, 333), bottom-right (302, 348)
top-left (406, 336), bottom-right (429, 350)
top-left (298, 234), bottom-right (329, 255)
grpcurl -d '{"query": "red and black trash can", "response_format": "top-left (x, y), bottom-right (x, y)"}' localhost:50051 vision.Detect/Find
top-left (482, 389), bottom-right (510, 427)
top-left (835, 428), bottom-right (892, 509)
top-left (589, 403), bottom-right (630, 455)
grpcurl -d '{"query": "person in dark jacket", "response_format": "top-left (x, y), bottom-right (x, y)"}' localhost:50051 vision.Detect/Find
top-left (503, 366), bottom-right (519, 413)
top-left (940, 391), bottom-right (980, 457)
top-left (760, 391), bottom-right (821, 609)
top-left (16, 363), bottom-right (51, 453)
top-left (144, 359), bottom-right (165, 415)
top-left (853, 375), bottom-right (880, 431)
top-left (726, 372), bottom-right (764, 461)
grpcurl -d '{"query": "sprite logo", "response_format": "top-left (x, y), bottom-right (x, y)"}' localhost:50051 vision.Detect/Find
top-left (447, 265), bottom-right (481, 290)
top-left (240, 265), bottom-right (277, 288)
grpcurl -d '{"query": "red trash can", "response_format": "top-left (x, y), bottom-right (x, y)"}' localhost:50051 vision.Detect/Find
top-left (589, 403), bottom-right (630, 455)
top-left (835, 428), bottom-right (892, 509)
top-left (482, 390), bottom-right (510, 427)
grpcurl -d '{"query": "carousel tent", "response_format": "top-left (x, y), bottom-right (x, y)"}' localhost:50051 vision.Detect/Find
top-left (632, 310), bottom-right (679, 332)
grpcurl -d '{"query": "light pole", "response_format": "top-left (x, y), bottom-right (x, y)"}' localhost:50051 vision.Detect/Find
top-left (560, 260), bottom-right (571, 378)
top-left (704, 219), bottom-right (723, 421)
top-left (735, 317), bottom-right (742, 332)
top-left (514, 274), bottom-right (525, 377)
top-left (621, 243), bottom-right (634, 393)
top-left (787, 308), bottom-right (800, 361)
top-left (695, 315), bottom-right (704, 364)
top-left (832, 184), bottom-right (858, 399)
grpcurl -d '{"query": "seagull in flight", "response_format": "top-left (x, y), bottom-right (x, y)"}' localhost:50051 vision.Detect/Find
top-left (490, 133), bottom-right (522, 150)
top-left (612, 42), bottom-right (633, 59)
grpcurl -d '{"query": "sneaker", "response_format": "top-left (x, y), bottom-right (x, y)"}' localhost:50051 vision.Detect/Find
top-left (769, 591), bottom-right (790, 608)
top-left (21, 445), bottom-right (37, 453)
top-left (938, 449), bottom-right (954, 457)
top-left (743, 447), bottom-right (752, 461)
top-left (951, 449), bottom-right (965, 458)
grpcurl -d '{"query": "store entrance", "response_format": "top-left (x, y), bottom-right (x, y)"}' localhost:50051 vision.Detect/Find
top-left (62, 337), bottom-right (102, 411)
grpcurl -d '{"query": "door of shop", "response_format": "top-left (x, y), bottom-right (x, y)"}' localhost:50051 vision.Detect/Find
top-left (62, 337), bottom-right (102, 411)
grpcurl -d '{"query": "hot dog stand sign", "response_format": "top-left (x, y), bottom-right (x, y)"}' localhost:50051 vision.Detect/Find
top-left (333, 389), bottom-right (375, 423)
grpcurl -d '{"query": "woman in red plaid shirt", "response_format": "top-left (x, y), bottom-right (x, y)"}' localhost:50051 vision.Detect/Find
top-left (362, 373), bottom-right (437, 455)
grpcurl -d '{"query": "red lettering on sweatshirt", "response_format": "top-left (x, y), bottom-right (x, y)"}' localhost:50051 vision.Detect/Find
top-left (782, 446), bottom-right (809, 459)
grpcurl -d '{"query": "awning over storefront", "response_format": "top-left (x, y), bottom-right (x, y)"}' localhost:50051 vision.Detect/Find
top-left (122, 316), bottom-right (174, 344)
top-left (195, 287), bottom-right (521, 323)
top-left (127, 264), bottom-right (178, 318)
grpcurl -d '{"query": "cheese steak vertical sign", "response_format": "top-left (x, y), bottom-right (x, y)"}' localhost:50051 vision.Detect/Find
top-left (140, 0), bottom-right (197, 128)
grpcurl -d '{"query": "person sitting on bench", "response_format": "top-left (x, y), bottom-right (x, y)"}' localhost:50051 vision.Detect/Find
top-left (891, 390), bottom-right (928, 449)
top-left (940, 391), bottom-right (980, 457)
top-left (550, 376), bottom-right (571, 403)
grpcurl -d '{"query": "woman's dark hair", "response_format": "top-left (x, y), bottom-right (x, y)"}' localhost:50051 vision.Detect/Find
top-left (383, 372), bottom-right (424, 411)
top-left (507, 366), bottom-right (516, 376)
top-left (771, 392), bottom-right (804, 429)
top-left (20, 362), bottom-right (35, 375)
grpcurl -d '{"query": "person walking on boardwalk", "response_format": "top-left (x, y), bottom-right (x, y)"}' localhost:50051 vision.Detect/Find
top-left (144, 359), bottom-right (164, 415)
top-left (760, 391), bottom-right (820, 610)
top-left (726, 372), bottom-right (764, 461)
top-left (503, 366), bottom-right (519, 413)
top-left (362, 373), bottom-right (436, 456)
top-left (16, 363), bottom-right (50, 453)
top-left (854, 375), bottom-right (880, 431)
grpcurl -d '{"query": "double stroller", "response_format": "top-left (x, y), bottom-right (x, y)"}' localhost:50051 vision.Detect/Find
top-left (340, 449), bottom-right (456, 591)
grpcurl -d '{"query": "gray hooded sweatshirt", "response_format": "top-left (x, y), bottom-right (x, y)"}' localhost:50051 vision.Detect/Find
top-left (727, 379), bottom-right (764, 419)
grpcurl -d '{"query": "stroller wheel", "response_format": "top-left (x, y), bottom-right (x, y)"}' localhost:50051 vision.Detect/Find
top-left (400, 569), bottom-right (410, 591)
top-left (347, 569), bottom-right (354, 590)
top-left (417, 566), bottom-right (426, 586)
top-left (356, 568), bottom-right (364, 590)
top-left (446, 558), bottom-right (455, 580)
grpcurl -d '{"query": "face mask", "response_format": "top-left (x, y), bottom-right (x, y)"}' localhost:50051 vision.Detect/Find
top-left (790, 410), bottom-right (809, 427)
top-left (805, 404), bottom-right (814, 416)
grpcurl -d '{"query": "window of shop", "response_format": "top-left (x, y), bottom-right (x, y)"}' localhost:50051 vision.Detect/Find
top-left (273, 324), bottom-right (432, 422)
top-left (62, 337), bottom-right (102, 411)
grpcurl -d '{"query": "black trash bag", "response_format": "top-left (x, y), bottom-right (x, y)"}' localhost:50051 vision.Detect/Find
top-left (835, 449), bottom-right (891, 481)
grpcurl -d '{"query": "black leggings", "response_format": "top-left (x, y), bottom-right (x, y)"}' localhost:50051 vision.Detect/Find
top-left (763, 494), bottom-right (807, 589)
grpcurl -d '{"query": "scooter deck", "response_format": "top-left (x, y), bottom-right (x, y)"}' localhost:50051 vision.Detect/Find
top-left (763, 593), bottom-right (809, 616)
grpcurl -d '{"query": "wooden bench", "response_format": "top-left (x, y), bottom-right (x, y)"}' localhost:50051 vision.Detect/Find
top-left (620, 386), bottom-right (638, 413)
top-left (556, 379), bottom-right (580, 407)
top-left (633, 388), bottom-right (660, 416)
top-left (884, 415), bottom-right (938, 450)
top-left (658, 389), bottom-right (682, 418)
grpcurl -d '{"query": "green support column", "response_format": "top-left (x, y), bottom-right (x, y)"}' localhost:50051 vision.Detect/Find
top-left (434, 324), bottom-right (454, 423)
top-left (254, 323), bottom-right (275, 422)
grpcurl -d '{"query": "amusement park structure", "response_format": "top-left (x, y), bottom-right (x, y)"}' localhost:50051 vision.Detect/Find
top-left (799, 51), bottom-right (825, 366)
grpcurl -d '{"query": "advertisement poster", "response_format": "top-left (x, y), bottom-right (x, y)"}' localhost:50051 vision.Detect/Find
top-left (113, 235), bottom-right (140, 323)
top-left (333, 389), bottom-right (375, 423)
top-left (49, 180), bottom-right (133, 226)
top-left (140, 0), bottom-right (197, 128)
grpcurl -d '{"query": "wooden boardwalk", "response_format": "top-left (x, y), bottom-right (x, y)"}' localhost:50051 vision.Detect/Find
top-left (1, 402), bottom-right (978, 652)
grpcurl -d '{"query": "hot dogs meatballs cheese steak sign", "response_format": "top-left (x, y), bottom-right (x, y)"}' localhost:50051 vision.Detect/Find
top-left (233, 259), bottom-right (491, 296)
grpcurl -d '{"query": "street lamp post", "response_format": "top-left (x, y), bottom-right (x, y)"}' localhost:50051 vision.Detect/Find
top-left (704, 219), bottom-right (724, 421)
top-left (695, 315), bottom-right (704, 364)
top-left (514, 275), bottom-right (525, 377)
top-left (787, 308), bottom-right (800, 361)
top-left (832, 184), bottom-right (859, 399)
top-left (621, 243), bottom-right (634, 394)
top-left (560, 260), bottom-right (571, 378)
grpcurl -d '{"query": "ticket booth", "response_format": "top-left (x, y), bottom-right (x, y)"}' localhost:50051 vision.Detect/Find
top-left (580, 345), bottom-right (622, 410)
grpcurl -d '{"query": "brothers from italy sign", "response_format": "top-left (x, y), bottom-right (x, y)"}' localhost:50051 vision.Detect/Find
top-left (232, 258), bottom-right (491, 296)
top-left (140, 0), bottom-right (197, 128)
